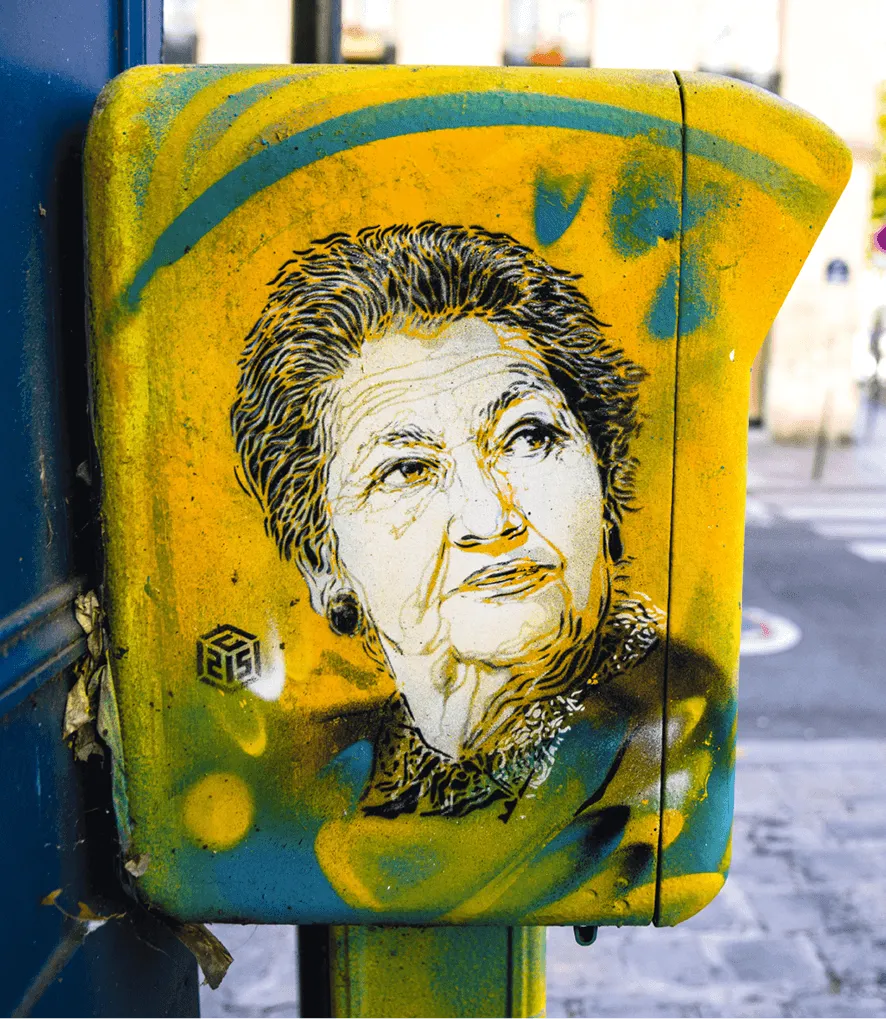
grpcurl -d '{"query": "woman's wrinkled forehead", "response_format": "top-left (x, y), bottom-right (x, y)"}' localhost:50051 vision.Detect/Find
top-left (328, 319), bottom-right (564, 451)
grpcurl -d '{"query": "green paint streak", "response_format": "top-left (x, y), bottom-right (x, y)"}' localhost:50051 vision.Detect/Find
top-left (682, 178), bottom-right (733, 231)
top-left (678, 248), bottom-right (717, 334)
top-left (130, 67), bottom-right (235, 210)
top-left (124, 90), bottom-right (684, 308)
top-left (134, 66), bottom-right (235, 148)
top-left (184, 74), bottom-right (309, 167)
top-left (118, 86), bottom-right (827, 323)
top-left (685, 126), bottom-right (824, 222)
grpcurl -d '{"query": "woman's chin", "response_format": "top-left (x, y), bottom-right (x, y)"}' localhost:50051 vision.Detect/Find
top-left (441, 590), bottom-right (571, 669)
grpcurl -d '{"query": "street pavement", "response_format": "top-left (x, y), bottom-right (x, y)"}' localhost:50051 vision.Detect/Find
top-left (546, 739), bottom-right (886, 1018)
top-left (200, 425), bottom-right (886, 1019)
top-left (740, 422), bottom-right (886, 742)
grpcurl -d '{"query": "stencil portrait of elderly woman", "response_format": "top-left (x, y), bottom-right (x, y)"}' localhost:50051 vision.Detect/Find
top-left (231, 222), bottom-right (664, 823)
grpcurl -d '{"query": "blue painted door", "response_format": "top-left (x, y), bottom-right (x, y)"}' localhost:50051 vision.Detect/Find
top-left (0, 0), bottom-right (199, 1014)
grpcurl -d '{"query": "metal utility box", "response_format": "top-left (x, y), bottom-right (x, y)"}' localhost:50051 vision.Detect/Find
top-left (85, 65), bottom-right (848, 927)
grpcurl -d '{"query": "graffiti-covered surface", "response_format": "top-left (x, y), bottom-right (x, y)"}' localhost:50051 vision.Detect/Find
top-left (85, 66), bottom-right (849, 924)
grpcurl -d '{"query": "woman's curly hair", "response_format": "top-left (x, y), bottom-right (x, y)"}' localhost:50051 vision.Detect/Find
top-left (231, 222), bottom-right (644, 585)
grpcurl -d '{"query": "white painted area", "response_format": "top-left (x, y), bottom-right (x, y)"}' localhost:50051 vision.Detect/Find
top-left (782, 506), bottom-right (886, 521)
top-left (395, 0), bottom-right (507, 65)
top-left (740, 607), bottom-right (802, 657)
top-left (813, 523), bottom-right (886, 539)
top-left (196, 0), bottom-right (291, 63)
top-left (250, 623), bottom-right (287, 701)
top-left (848, 541), bottom-right (886, 563)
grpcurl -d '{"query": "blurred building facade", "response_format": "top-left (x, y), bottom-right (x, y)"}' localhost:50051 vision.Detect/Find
top-left (169, 0), bottom-right (886, 441)
top-left (768, 0), bottom-right (884, 441)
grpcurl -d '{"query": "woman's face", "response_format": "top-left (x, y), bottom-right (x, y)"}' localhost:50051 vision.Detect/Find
top-left (324, 318), bottom-right (605, 668)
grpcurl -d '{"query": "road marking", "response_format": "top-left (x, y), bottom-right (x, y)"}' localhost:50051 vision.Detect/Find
top-left (813, 523), bottom-right (886, 539)
top-left (745, 497), bottom-right (774, 527)
top-left (848, 541), bottom-right (886, 562)
top-left (739, 607), bottom-right (802, 656)
top-left (782, 506), bottom-right (886, 520)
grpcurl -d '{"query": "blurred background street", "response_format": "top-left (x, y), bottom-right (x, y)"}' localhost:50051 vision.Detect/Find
top-left (165, 0), bottom-right (886, 1016)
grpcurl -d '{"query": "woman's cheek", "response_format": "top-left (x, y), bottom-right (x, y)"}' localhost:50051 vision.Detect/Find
top-left (507, 452), bottom-right (594, 525)
top-left (508, 454), bottom-right (603, 580)
top-left (334, 494), bottom-right (450, 637)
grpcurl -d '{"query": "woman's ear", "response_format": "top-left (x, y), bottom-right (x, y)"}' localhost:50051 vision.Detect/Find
top-left (300, 566), bottom-right (364, 638)
top-left (297, 544), bottom-right (366, 637)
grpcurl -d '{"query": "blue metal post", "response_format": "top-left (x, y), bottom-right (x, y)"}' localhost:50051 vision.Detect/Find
top-left (0, 0), bottom-right (199, 1014)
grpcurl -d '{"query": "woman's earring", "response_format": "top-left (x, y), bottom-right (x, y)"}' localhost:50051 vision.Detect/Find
top-left (327, 590), bottom-right (362, 637)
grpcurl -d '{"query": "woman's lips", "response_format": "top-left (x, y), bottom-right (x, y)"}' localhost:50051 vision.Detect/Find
top-left (447, 559), bottom-right (557, 599)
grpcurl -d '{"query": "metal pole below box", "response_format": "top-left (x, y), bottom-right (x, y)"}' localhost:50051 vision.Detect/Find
top-left (299, 924), bottom-right (546, 1018)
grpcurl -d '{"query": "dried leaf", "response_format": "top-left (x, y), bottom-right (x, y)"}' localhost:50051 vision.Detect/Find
top-left (73, 723), bottom-right (104, 762)
top-left (74, 591), bottom-right (100, 636)
top-left (124, 853), bottom-right (150, 878)
top-left (170, 922), bottom-right (233, 990)
top-left (63, 675), bottom-right (93, 739)
top-left (86, 662), bottom-right (107, 700)
top-left (41, 887), bottom-right (123, 924)
top-left (86, 625), bottom-right (103, 661)
top-left (74, 902), bottom-right (122, 923)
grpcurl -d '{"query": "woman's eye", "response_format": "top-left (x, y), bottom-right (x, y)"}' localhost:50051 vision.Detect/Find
top-left (502, 421), bottom-right (562, 457)
top-left (377, 459), bottom-right (434, 490)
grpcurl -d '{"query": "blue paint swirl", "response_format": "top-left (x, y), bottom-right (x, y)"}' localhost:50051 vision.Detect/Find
top-left (647, 265), bottom-right (679, 339)
top-left (610, 159), bottom-right (680, 258)
top-left (534, 172), bottom-right (589, 246)
top-left (120, 87), bottom-right (825, 311)
top-left (678, 248), bottom-right (716, 335)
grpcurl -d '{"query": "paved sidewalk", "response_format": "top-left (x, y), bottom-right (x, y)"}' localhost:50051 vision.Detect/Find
top-left (547, 740), bottom-right (886, 1019)
top-left (200, 924), bottom-right (298, 1019)
top-left (746, 409), bottom-right (886, 492)
top-left (199, 739), bottom-right (886, 1018)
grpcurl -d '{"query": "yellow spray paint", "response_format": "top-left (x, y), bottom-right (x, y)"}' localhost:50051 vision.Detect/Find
top-left (85, 65), bottom-right (849, 936)
top-left (183, 773), bottom-right (254, 851)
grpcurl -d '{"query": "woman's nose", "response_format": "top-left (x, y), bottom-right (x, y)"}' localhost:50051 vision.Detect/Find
top-left (446, 452), bottom-right (526, 549)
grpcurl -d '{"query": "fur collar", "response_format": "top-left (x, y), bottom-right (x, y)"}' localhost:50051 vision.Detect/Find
top-left (360, 597), bottom-right (664, 821)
